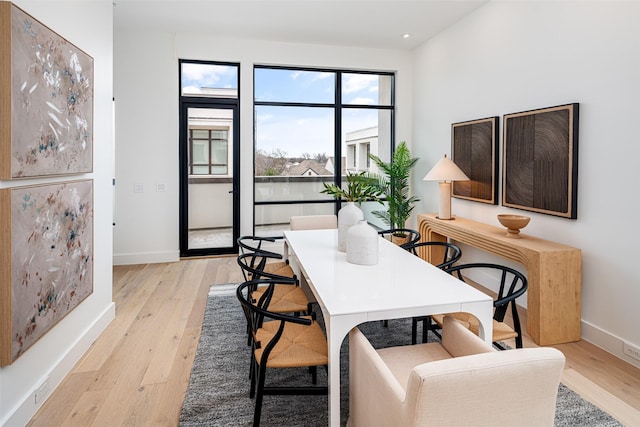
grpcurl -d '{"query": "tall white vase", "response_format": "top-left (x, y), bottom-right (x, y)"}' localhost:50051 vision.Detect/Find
top-left (346, 220), bottom-right (379, 265)
top-left (338, 202), bottom-right (364, 252)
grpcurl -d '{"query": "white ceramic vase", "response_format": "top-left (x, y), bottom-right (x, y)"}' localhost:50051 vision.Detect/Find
top-left (346, 220), bottom-right (379, 265)
top-left (338, 202), bottom-right (364, 252)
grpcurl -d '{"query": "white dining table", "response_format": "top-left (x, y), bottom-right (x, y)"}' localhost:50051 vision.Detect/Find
top-left (283, 229), bottom-right (493, 427)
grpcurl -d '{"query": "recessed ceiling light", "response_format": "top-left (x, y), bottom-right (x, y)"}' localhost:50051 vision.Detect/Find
top-left (402, 33), bottom-right (411, 39)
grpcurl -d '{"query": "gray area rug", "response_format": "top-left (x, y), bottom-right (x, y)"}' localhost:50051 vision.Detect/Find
top-left (179, 286), bottom-right (623, 426)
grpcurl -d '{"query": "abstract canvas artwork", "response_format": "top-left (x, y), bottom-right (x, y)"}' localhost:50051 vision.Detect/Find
top-left (0, 2), bottom-right (93, 179)
top-left (503, 104), bottom-right (579, 218)
top-left (451, 117), bottom-right (499, 204)
top-left (0, 180), bottom-right (94, 365)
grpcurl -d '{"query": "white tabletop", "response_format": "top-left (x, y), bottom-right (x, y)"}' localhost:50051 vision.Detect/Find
top-left (283, 229), bottom-right (493, 427)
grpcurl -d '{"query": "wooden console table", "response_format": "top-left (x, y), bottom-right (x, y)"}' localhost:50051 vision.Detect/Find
top-left (418, 213), bottom-right (582, 346)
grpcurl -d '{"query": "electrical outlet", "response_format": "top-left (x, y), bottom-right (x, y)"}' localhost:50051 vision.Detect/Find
top-left (34, 377), bottom-right (49, 404)
top-left (134, 183), bottom-right (144, 193)
top-left (623, 341), bottom-right (640, 361)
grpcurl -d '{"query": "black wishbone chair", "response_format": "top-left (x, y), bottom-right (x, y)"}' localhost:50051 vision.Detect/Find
top-left (237, 280), bottom-right (328, 427)
top-left (404, 240), bottom-right (463, 344)
top-left (237, 235), bottom-right (296, 279)
top-left (377, 228), bottom-right (421, 250)
top-left (237, 252), bottom-right (311, 316)
top-left (430, 263), bottom-right (528, 350)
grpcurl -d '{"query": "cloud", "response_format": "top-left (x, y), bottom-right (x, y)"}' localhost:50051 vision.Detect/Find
top-left (256, 107), bottom-right (334, 157)
top-left (342, 74), bottom-right (377, 94)
top-left (348, 97), bottom-right (375, 105)
top-left (182, 63), bottom-right (236, 88)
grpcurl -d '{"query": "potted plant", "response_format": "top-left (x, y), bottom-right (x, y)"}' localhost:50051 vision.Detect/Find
top-left (320, 171), bottom-right (381, 203)
top-left (321, 171), bottom-right (381, 251)
top-left (368, 142), bottom-right (420, 243)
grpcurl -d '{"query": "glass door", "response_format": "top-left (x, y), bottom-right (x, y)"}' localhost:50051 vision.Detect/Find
top-left (179, 103), bottom-right (239, 256)
top-left (179, 60), bottom-right (239, 257)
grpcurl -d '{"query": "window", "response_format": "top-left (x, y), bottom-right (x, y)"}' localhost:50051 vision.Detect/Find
top-left (189, 129), bottom-right (229, 175)
top-left (254, 66), bottom-right (394, 234)
top-left (181, 62), bottom-right (238, 97)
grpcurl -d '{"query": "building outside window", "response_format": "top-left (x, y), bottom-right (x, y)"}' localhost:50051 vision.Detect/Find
top-left (189, 129), bottom-right (229, 175)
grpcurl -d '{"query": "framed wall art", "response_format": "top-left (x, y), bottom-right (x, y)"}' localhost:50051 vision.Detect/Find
top-left (451, 116), bottom-right (499, 204)
top-left (503, 103), bottom-right (579, 219)
top-left (0, 2), bottom-right (93, 179)
top-left (0, 180), bottom-right (94, 365)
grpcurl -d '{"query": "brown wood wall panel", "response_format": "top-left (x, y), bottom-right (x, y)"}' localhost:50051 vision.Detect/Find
top-left (452, 117), bottom-right (498, 205)
top-left (503, 104), bottom-right (578, 218)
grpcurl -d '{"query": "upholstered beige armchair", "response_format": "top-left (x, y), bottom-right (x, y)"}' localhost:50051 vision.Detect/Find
top-left (348, 316), bottom-right (565, 427)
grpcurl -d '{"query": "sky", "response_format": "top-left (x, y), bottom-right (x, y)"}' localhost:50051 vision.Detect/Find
top-left (181, 63), bottom-right (388, 158)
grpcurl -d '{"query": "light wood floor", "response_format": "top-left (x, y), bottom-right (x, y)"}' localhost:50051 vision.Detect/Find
top-left (28, 257), bottom-right (640, 426)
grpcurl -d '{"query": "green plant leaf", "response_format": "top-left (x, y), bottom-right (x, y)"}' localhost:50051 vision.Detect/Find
top-left (320, 171), bottom-right (382, 203)
top-left (367, 142), bottom-right (419, 229)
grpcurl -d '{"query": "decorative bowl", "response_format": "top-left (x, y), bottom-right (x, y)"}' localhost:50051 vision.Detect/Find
top-left (497, 214), bottom-right (530, 238)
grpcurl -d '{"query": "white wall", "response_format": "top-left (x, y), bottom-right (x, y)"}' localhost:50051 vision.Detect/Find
top-left (113, 31), bottom-right (413, 264)
top-left (412, 1), bottom-right (640, 366)
top-left (0, 1), bottom-right (114, 425)
top-left (112, 30), bottom-right (180, 264)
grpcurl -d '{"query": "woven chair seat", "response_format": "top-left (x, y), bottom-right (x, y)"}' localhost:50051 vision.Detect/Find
top-left (262, 261), bottom-right (295, 278)
top-left (252, 283), bottom-right (309, 313)
top-left (255, 318), bottom-right (328, 369)
top-left (431, 313), bottom-right (519, 342)
top-left (246, 261), bottom-right (295, 281)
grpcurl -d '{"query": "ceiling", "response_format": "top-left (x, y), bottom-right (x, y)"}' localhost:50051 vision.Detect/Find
top-left (113, 0), bottom-right (488, 51)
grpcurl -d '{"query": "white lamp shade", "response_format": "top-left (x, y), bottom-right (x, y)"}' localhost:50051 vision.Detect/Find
top-left (423, 154), bottom-right (469, 220)
top-left (423, 154), bottom-right (469, 182)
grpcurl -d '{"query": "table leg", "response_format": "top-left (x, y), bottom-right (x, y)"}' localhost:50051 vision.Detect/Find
top-left (327, 330), bottom-right (342, 427)
top-left (465, 301), bottom-right (493, 345)
top-left (324, 315), bottom-right (363, 427)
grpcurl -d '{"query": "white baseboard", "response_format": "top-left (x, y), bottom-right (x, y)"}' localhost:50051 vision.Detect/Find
top-left (3, 303), bottom-right (116, 427)
top-left (581, 319), bottom-right (640, 369)
top-left (112, 250), bottom-right (180, 265)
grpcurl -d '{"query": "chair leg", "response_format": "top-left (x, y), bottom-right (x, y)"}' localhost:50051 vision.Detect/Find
top-left (249, 353), bottom-right (254, 379)
top-left (249, 357), bottom-right (257, 398)
top-left (421, 318), bottom-right (428, 343)
top-left (253, 363), bottom-right (267, 427)
top-left (515, 334), bottom-right (523, 349)
top-left (411, 318), bottom-right (418, 345)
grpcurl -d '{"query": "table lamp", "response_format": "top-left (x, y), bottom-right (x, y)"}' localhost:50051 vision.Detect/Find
top-left (423, 154), bottom-right (469, 220)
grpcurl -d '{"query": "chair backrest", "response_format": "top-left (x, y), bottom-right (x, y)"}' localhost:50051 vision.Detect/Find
top-left (408, 346), bottom-right (565, 426)
top-left (236, 280), bottom-right (313, 364)
top-left (237, 235), bottom-right (282, 257)
top-left (237, 252), bottom-right (297, 283)
top-left (377, 228), bottom-right (421, 250)
top-left (290, 214), bottom-right (337, 230)
top-left (447, 263), bottom-right (528, 335)
top-left (405, 241), bottom-right (461, 269)
top-left (348, 315), bottom-right (564, 427)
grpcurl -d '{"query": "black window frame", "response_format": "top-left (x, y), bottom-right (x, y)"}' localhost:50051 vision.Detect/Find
top-left (252, 65), bottom-right (395, 230)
